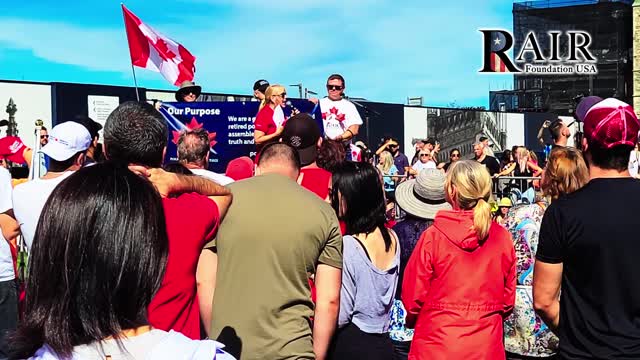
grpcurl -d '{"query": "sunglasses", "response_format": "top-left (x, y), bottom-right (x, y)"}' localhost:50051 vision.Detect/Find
top-left (276, 93), bottom-right (287, 97)
top-left (420, 153), bottom-right (431, 157)
top-left (326, 85), bottom-right (343, 91)
top-left (451, 153), bottom-right (460, 158)
top-left (40, 135), bottom-right (48, 139)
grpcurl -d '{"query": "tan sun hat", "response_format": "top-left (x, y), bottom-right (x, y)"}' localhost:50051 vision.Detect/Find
top-left (395, 168), bottom-right (451, 220)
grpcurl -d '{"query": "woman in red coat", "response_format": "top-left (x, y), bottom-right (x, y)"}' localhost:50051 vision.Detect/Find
top-left (401, 160), bottom-right (516, 360)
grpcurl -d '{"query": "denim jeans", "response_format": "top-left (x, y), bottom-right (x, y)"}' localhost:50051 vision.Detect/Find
top-left (0, 279), bottom-right (18, 360)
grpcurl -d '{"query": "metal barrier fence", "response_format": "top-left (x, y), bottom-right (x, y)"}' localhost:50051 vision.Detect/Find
top-left (492, 176), bottom-right (541, 200)
top-left (380, 174), bottom-right (541, 198)
top-left (379, 174), bottom-right (542, 220)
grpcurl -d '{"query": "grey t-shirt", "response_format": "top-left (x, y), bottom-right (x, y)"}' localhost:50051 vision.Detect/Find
top-left (339, 234), bottom-right (400, 333)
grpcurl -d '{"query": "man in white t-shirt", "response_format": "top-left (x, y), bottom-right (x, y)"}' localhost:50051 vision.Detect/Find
top-left (408, 149), bottom-right (437, 177)
top-left (314, 74), bottom-right (363, 147)
top-left (13, 121), bottom-right (91, 250)
top-left (0, 166), bottom-right (17, 359)
top-left (177, 128), bottom-right (234, 185)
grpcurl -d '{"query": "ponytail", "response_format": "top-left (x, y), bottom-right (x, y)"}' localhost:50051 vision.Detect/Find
top-left (473, 197), bottom-right (492, 240)
top-left (446, 160), bottom-right (494, 241)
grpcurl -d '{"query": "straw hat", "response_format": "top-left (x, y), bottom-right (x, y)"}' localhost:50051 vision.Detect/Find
top-left (175, 81), bottom-right (202, 101)
top-left (395, 168), bottom-right (451, 220)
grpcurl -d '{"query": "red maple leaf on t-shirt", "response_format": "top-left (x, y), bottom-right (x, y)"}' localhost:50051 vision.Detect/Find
top-left (323, 107), bottom-right (345, 122)
top-left (171, 117), bottom-right (216, 149)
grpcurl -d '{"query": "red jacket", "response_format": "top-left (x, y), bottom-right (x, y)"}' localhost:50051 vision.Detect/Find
top-left (401, 210), bottom-right (516, 360)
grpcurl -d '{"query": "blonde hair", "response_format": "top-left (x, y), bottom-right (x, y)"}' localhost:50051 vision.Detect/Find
top-left (515, 147), bottom-right (529, 173)
top-left (541, 147), bottom-right (589, 201)
top-left (446, 160), bottom-right (493, 240)
top-left (378, 151), bottom-right (394, 174)
top-left (259, 85), bottom-right (286, 111)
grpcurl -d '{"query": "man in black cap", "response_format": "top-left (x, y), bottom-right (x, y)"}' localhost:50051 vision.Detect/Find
top-left (253, 79), bottom-right (270, 101)
top-left (73, 115), bottom-right (103, 165)
top-left (175, 80), bottom-right (202, 102)
top-left (281, 113), bottom-right (332, 201)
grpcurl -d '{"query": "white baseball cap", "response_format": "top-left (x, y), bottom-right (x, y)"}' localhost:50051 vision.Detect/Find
top-left (40, 122), bottom-right (92, 161)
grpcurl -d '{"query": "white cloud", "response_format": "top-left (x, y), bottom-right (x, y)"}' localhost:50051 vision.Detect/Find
top-left (0, 18), bottom-right (130, 73)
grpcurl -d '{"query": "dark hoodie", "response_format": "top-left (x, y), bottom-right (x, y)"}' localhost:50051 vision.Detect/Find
top-left (401, 209), bottom-right (516, 360)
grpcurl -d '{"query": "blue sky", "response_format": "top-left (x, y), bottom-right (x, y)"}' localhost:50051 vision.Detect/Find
top-left (0, 0), bottom-right (513, 107)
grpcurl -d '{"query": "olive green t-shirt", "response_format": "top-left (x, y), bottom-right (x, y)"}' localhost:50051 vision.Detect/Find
top-left (206, 173), bottom-right (342, 360)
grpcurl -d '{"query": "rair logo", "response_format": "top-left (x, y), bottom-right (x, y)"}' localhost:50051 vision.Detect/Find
top-left (479, 29), bottom-right (598, 75)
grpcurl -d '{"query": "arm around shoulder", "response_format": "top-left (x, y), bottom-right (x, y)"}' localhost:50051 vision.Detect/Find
top-left (209, 193), bottom-right (232, 220)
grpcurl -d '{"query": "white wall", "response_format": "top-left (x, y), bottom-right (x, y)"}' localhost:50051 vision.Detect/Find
top-left (503, 112), bottom-right (525, 150)
top-left (403, 106), bottom-right (430, 155)
top-left (145, 90), bottom-right (176, 103)
top-left (0, 82), bottom-right (52, 150)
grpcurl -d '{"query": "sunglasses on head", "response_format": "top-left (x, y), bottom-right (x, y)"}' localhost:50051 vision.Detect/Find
top-left (326, 85), bottom-right (343, 91)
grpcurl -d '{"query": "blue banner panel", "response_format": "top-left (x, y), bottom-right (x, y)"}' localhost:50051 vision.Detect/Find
top-left (159, 100), bottom-right (322, 173)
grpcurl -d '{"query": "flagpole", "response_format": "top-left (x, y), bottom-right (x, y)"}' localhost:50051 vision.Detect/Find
top-left (130, 63), bottom-right (141, 101)
top-left (122, 3), bottom-right (140, 101)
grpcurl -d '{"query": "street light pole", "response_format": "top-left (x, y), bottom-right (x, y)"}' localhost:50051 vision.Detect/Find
top-left (289, 83), bottom-right (303, 98)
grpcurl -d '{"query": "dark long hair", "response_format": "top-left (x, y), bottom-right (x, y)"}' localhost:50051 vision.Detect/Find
top-left (331, 161), bottom-right (393, 251)
top-left (9, 162), bottom-right (168, 359)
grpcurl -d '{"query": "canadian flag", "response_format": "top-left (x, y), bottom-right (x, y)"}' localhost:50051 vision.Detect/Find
top-left (122, 5), bottom-right (196, 86)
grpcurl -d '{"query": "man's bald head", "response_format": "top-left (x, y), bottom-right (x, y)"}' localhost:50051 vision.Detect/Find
top-left (256, 143), bottom-right (301, 180)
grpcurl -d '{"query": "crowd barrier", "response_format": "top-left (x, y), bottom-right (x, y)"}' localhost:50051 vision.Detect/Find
top-left (380, 174), bottom-right (542, 208)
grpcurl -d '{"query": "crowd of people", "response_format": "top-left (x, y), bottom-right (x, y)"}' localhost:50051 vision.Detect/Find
top-left (0, 73), bottom-right (639, 360)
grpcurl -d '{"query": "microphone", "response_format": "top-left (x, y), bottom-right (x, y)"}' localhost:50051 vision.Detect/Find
top-left (285, 101), bottom-right (301, 116)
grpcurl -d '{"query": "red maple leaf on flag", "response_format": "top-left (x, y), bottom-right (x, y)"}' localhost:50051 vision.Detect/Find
top-left (171, 117), bottom-right (217, 149)
top-left (155, 38), bottom-right (177, 62)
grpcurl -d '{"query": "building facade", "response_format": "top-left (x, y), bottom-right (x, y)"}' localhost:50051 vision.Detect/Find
top-left (490, 0), bottom-right (632, 115)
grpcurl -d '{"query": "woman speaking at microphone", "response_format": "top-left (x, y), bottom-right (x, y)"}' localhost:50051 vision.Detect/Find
top-left (254, 85), bottom-right (287, 152)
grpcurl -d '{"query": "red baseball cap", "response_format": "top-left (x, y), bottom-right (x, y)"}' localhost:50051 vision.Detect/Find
top-left (0, 136), bottom-right (27, 164)
top-left (225, 156), bottom-right (254, 181)
top-left (583, 98), bottom-right (640, 149)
